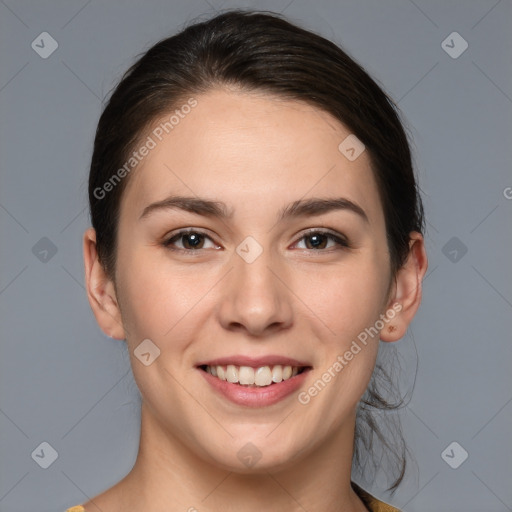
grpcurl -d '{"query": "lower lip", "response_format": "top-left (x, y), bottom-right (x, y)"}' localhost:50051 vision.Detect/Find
top-left (198, 368), bottom-right (311, 407)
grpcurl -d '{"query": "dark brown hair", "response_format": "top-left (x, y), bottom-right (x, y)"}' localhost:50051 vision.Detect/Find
top-left (88, 9), bottom-right (424, 492)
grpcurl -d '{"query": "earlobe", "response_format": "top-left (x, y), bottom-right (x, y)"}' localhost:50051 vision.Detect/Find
top-left (83, 227), bottom-right (126, 340)
top-left (380, 232), bottom-right (428, 342)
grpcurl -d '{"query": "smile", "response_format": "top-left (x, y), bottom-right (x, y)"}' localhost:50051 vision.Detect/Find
top-left (200, 364), bottom-right (307, 387)
top-left (197, 357), bottom-right (312, 407)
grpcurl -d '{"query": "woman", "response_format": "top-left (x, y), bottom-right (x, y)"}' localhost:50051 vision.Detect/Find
top-left (70, 9), bottom-right (427, 512)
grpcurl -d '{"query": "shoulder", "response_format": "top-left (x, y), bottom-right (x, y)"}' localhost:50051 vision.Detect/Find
top-left (351, 481), bottom-right (401, 512)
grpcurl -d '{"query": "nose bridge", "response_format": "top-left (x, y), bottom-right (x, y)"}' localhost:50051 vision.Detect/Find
top-left (235, 243), bottom-right (278, 300)
top-left (219, 237), bottom-right (293, 334)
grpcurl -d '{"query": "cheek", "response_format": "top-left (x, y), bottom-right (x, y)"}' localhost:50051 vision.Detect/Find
top-left (294, 257), bottom-right (389, 408)
top-left (115, 248), bottom-right (179, 341)
top-left (115, 257), bottom-right (200, 401)
top-left (299, 260), bottom-right (389, 341)
top-left (116, 246), bottom-right (223, 349)
top-left (295, 266), bottom-right (386, 429)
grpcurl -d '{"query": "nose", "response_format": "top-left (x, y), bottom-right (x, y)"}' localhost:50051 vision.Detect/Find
top-left (216, 246), bottom-right (294, 337)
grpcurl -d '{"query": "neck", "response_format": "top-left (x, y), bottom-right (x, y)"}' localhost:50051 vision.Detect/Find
top-left (111, 401), bottom-right (367, 512)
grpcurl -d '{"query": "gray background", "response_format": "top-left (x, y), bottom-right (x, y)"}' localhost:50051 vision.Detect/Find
top-left (0, 0), bottom-right (511, 511)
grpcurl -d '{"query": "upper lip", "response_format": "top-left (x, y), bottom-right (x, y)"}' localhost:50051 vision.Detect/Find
top-left (197, 355), bottom-right (311, 368)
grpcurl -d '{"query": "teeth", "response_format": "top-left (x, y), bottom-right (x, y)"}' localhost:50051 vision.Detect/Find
top-left (272, 365), bottom-right (283, 383)
top-left (205, 364), bottom-right (303, 387)
top-left (254, 366), bottom-right (272, 386)
top-left (239, 366), bottom-right (255, 385)
top-left (226, 364), bottom-right (238, 383)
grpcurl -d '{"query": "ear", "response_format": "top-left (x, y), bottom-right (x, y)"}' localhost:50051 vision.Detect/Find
top-left (380, 231), bottom-right (428, 342)
top-left (83, 227), bottom-right (126, 340)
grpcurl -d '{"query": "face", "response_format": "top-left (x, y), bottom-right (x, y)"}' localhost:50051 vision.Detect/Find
top-left (105, 88), bottom-right (399, 472)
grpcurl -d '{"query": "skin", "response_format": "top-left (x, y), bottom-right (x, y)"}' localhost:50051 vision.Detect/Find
top-left (83, 88), bottom-right (427, 512)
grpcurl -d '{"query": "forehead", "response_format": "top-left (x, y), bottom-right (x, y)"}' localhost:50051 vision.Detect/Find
top-left (120, 88), bottom-right (383, 225)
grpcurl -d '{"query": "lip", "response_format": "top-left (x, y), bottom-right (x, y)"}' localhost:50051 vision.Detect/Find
top-left (196, 355), bottom-right (310, 368)
top-left (198, 366), bottom-right (312, 408)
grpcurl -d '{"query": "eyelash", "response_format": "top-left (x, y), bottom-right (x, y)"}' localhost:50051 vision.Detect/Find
top-left (162, 228), bottom-right (350, 253)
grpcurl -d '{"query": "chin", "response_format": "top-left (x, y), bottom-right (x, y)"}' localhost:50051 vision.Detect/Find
top-left (196, 431), bottom-right (308, 474)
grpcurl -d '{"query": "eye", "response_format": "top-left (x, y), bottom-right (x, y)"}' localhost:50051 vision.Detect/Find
top-left (163, 229), bottom-right (219, 251)
top-left (293, 230), bottom-right (349, 251)
top-left (162, 228), bottom-right (349, 253)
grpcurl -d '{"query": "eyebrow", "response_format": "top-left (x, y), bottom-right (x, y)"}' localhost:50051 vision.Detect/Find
top-left (139, 195), bottom-right (369, 224)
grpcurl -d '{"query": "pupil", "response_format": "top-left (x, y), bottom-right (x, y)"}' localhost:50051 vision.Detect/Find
top-left (185, 233), bottom-right (202, 248)
top-left (308, 234), bottom-right (326, 249)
